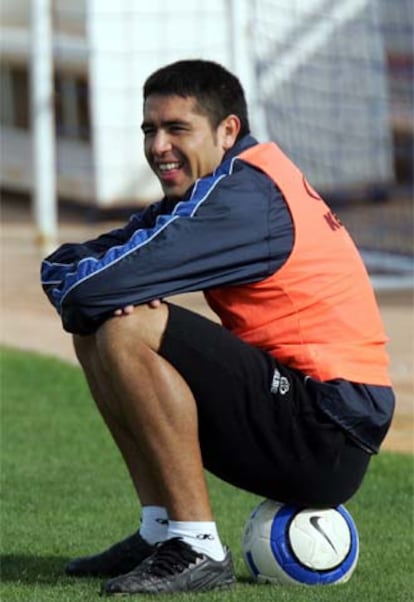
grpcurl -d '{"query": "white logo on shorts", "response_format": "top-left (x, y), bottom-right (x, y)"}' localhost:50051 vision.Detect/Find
top-left (271, 369), bottom-right (290, 395)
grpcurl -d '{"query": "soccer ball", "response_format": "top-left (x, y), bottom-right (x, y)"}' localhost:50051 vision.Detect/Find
top-left (242, 499), bottom-right (359, 585)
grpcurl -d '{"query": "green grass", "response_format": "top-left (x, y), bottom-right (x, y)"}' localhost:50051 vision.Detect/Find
top-left (1, 346), bottom-right (413, 601)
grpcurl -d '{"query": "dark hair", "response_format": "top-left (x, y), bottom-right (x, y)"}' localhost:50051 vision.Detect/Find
top-left (143, 59), bottom-right (250, 140)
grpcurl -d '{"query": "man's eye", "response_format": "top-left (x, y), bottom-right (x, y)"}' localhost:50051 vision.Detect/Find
top-left (142, 129), bottom-right (155, 136)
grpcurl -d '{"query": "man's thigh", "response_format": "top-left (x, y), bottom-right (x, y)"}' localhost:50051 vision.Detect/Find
top-left (159, 303), bottom-right (369, 506)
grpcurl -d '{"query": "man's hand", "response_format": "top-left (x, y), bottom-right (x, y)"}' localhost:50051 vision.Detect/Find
top-left (148, 299), bottom-right (163, 309)
top-left (113, 299), bottom-right (162, 316)
top-left (113, 305), bottom-right (134, 317)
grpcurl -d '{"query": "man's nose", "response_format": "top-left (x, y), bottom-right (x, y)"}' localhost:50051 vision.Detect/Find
top-left (151, 131), bottom-right (172, 154)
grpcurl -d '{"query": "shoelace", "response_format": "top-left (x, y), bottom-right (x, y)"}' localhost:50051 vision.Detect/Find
top-left (143, 538), bottom-right (202, 578)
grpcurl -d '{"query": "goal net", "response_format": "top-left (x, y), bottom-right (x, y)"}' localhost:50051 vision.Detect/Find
top-left (250, 0), bottom-right (392, 192)
top-left (247, 0), bottom-right (413, 287)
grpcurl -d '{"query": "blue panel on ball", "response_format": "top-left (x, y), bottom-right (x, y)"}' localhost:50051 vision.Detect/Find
top-left (269, 504), bottom-right (359, 585)
top-left (334, 505), bottom-right (359, 578)
top-left (245, 550), bottom-right (260, 577)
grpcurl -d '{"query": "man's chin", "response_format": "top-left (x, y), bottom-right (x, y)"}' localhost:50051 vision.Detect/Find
top-left (164, 192), bottom-right (181, 201)
top-left (162, 184), bottom-right (192, 201)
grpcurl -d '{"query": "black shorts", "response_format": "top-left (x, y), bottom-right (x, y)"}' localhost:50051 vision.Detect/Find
top-left (159, 303), bottom-right (370, 507)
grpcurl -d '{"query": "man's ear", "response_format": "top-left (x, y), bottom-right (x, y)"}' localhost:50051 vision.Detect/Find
top-left (221, 114), bottom-right (241, 150)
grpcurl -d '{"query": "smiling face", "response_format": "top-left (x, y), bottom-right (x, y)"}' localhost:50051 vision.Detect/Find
top-left (142, 94), bottom-right (240, 199)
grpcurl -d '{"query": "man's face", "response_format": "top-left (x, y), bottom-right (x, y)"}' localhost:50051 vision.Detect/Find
top-left (142, 94), bottom-right (239, 199)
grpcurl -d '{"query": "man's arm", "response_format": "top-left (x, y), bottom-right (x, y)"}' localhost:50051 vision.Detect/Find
top-left (41, 162), bottom-right (292, 335)
top-left (41, 205), bottom-right (161, 305)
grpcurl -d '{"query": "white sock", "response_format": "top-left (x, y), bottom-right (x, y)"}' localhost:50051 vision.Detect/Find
top-left (139, 506), bottom-right (169, 545)
top-left (167, 521), bottom-right (226, 561)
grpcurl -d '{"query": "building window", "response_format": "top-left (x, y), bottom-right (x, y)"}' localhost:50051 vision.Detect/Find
top-left (54, 73), bottom-right (90, 141)
top-left (0, 64), bottom-right (30, 129)
top-left (0, 63), bottom-right (90, 141)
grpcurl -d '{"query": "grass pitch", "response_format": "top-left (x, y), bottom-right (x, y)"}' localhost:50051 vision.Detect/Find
top-left (1, 346), bottom-right (413, 601)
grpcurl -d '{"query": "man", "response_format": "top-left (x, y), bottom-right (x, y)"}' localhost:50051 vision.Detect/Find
top-left (41, 59), bottom-right (394, 596)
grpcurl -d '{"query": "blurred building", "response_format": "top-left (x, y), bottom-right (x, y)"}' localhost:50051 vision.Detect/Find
top-left (0, 0), bottom-right (412, 208)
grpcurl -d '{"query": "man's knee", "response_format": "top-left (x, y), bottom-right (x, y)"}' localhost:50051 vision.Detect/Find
top-left (95, 302), bottom-right (169, 365)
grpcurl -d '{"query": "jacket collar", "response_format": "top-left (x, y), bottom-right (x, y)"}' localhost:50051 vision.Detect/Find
top-left (163, 134), bottom-right (259, 206)
top-left (223, 134), bottom-right (258, 163)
